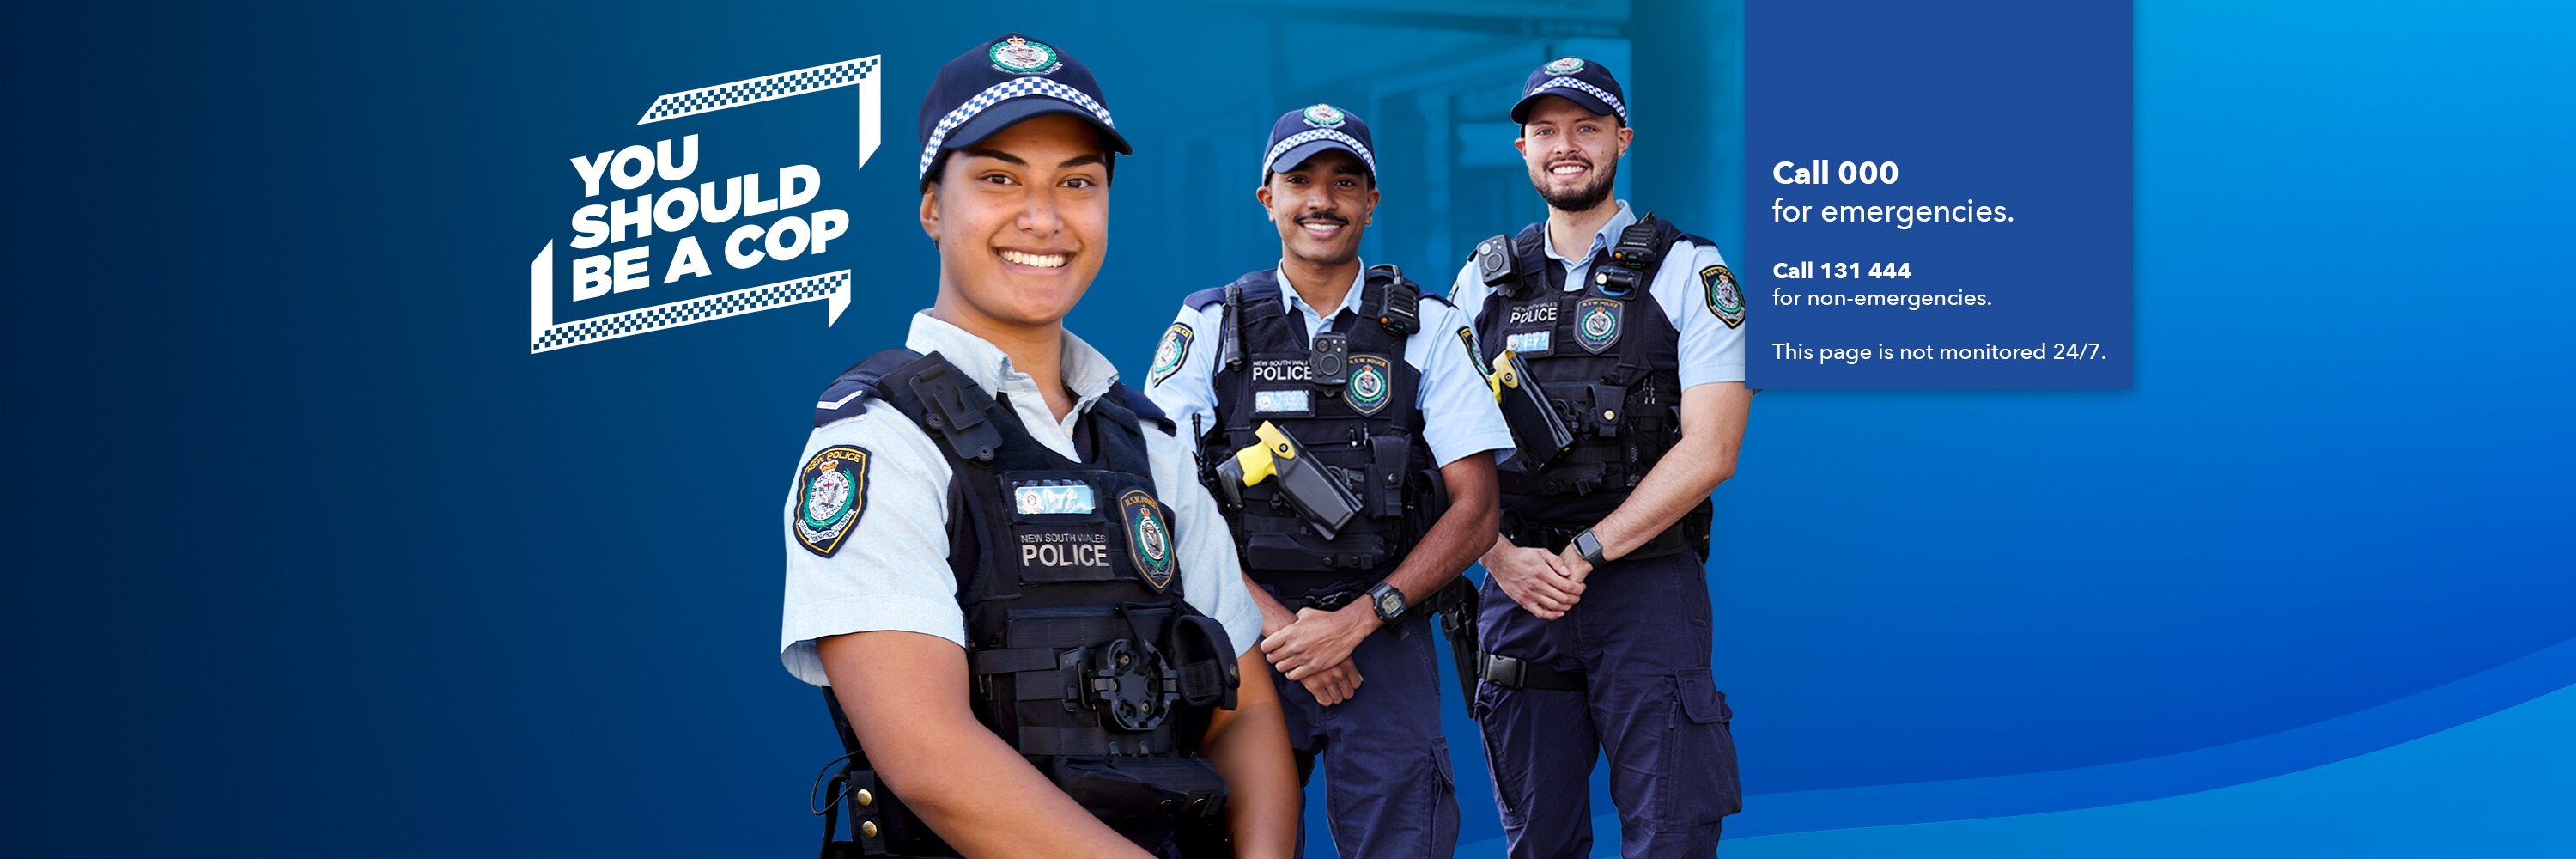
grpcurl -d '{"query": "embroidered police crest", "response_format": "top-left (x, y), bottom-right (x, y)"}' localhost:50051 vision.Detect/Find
top-left (1149, 323), bottom-right (1193, 386)
top-left (1302, 103), bottom-right (1346, 128)
top-left (795, 445), bottom-right (870, 557)
top-left (988, 36), bottom-right (1061, 75)
top-left (1703, 265), bottom-right (1744, 329)
top-left (1454, 326), bottom-right (1483, 370)
top-left (1346, 354), bottom-right (1394, 417)
top-left (1545, 57), bottom-right (1586, 74)
top-left (1120, 490), bottom-right (1176, 591)
top-left (1576, 297), bottom-right (1623, 354)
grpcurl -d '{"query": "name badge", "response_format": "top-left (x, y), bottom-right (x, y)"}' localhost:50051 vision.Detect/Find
top-left (1255, 389), bottom-right (1311, 415)
top-left (1012, 480), bottom-right (1097, 515)
top-left (1506, 331), bottom-right (1553, 355)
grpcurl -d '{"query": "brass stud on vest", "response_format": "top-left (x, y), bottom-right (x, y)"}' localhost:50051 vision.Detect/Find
top-left (1603, 410), bottom-right (1617, 422)
top-left (856, 789), bottom-right (873, 807)
top-left (861, 821), bottom-right (878, 838)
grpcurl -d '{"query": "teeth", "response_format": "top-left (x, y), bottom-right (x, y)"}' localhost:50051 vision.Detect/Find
top-left (999, 249), bottom-right (1067, 269)
top-left (1300, 222), bottom-right (1343, 235)
top-left (1552, 164), bottom-right (1586, 175)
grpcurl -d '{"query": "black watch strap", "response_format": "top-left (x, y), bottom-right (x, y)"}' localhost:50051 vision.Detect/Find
top-left (1573, 529), bottom-right (1607, 565)
top-left (1366, 581), bottom-right (1407, 623)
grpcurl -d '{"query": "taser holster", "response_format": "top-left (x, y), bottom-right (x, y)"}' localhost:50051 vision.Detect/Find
top-left (1490, 350), bottom-right (1575, 470)
top-left (1213, 421), bottom-right (1364, 539)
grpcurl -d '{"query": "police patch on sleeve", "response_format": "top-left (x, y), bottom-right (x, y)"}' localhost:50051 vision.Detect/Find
top-left (1148, 322), bottom-right (1193, 386)
top-left (1455, 326), bottom-right (1483, 369)
top-left (1119, 489), bottom-right (1176, 592)
top-left (1703, 265), bottom-right (1745, 329)
top-left (794, 445), bottom-right (870, 557)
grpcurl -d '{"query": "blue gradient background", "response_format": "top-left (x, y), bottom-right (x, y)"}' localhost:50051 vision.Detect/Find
top-left (14, 1), bottom-right (2573, 856)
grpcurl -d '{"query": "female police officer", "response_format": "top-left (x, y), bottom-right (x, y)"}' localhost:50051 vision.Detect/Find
top-left (781, 34), bottom-right (1297, 859)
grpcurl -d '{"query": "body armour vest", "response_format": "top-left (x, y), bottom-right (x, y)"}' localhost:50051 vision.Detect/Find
top-left (1184, 266), bottom-right (1440, 600)
top-left (811, 349), bottom-right (1242, 859)
top-left (1471, 215), bottom-right (1714, 551)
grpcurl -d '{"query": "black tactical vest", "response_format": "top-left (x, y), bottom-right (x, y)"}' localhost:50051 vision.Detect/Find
top-left (1183, 267), bottom-right (1440, 601)
top-left (1471, 215), bottom-right (1713, 554)
top-left (811, 349), bottom-right (1241, 859)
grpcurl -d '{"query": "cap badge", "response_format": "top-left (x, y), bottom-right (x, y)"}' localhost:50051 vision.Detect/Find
top-left (989, 36), bottom-right (1062, 75)
top-left (1544, 57), bottom-right (1585, 74)
top-left (1302, 103), bottom-right (1346, 128)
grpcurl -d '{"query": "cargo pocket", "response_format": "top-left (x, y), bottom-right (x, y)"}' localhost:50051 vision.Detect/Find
top-left (1668, 674), bottom-right (1742, 823)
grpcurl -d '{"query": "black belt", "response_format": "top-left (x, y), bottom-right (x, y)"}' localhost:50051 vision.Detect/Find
top-left (1478, 652), bottom-right (1584, 691)
top-left (1503, 521), bottom-right (1692, 561)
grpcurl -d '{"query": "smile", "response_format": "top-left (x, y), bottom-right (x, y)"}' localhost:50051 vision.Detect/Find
top-left (1297, 221), bottom-right (1346, 238)
top-left (998, 249), bottom-right (1069, 269)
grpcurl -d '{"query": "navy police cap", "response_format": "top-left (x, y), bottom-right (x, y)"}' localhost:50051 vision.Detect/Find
top-left (917, 34), bottom-right (1133, 180)
top-left (1261, 103), bottom-right (1376, 184)
top-left (1510, 56), bottom-right (1628, 125)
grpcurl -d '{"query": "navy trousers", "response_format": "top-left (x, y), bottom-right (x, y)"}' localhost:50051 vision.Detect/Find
top-left (1273, 611), bottom-right (1461, 858)
top-left (1474, 551), bottom-right (1742, 857)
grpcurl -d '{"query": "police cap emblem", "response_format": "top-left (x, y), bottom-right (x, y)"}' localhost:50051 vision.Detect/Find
top-left (1302, 103), bottom-right (1346, 128)
top-left (989, 35), bottom-right (1062, 75)
top-left (1544, 57), bottom-right (1585, 74)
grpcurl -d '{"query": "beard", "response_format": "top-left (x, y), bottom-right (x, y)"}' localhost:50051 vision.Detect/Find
top-left (1532, 155), bottom-right (1618, 213)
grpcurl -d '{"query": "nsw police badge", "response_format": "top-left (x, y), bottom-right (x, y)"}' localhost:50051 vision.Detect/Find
top-left (988, 36), bottom-right (1062, 75)
top-left (1346, 354), bottom-right (1394, 417)
top-left (1149, 323), bottom-right (1193, 386)
top-left (1545, 57), bottom-right (1586, 74)
top-left (1120, 490), bottom-right (1176, 592)
top-left (1704, 265), bottom-right (1744, 329)
top-left (1302, 103), bottom-right (1346, 128)
top-left (795, 445), bottom-right (870, 557)
top-left (1576, 297), bottom-right (1623, 354)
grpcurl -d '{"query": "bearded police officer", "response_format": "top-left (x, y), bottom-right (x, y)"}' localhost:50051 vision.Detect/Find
top-left (781, 34), bottom-right (1298, 859)
top-left (1145, 104), bottom-right (1509, 858)
top-left (1448, 58), bottom-right (1752, 857)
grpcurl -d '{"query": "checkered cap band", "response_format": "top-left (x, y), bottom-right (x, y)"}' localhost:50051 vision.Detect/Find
top-left (1534, 76), bottom-right (1627, 123)
top-left (1264, 128), bottom-right (1376, 177)
top-left (918, 76), bottom-right (1118, 178)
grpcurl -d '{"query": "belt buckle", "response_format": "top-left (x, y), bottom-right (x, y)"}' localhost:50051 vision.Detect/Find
top-left (1481, 654), bottom-right (1525, 688)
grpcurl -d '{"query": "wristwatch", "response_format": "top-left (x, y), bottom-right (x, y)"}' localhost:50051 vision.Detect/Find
top-left (1572, 528), bottom-right (1608, 566)
top-left (1364, 581), bottom-right (1407, 624)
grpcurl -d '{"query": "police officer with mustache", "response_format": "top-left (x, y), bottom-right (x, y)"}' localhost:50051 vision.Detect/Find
top-left (1145, 104), bottom-right (1510, 858)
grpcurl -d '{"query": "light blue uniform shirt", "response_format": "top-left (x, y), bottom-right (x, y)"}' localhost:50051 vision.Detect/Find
top-left (1449, 201), bottom-right (1747, 389)
top-left (780, 312), bottom-right (1263, 686)
top-left (1145, 260), bottom-right (1514, 468)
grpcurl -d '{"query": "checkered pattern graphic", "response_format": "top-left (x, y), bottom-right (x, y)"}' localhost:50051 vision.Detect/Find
top-left (918, 76), bottom-right (1117, 177)
top-left (638, 58), bottom-right (880, 123)
top-left (1263, 128), bottom-right (1376, 176)
top-left (531, 271), bottom-right (850, 353)
top-left (1534, 76), bottom-right (1628, 123)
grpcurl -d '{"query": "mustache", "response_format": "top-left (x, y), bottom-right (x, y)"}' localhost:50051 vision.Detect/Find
top-left (1296, 212), bottom-right (1350, 225)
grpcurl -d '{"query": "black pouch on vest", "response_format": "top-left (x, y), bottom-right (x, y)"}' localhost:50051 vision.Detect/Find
top-left (1048, 756), bottom-right (1230, 822)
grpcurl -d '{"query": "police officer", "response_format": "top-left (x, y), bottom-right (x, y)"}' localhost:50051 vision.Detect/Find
top-left (781, 34), bottom-right (1298, 859)
top-left (1448, 58), bottom-right (1752, 857)
top-left (1145, 104), bottom-right (1510, 858)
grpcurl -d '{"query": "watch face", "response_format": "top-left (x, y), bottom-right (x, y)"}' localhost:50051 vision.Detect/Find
top-left (1378, 592), bottom-right (1403, 616)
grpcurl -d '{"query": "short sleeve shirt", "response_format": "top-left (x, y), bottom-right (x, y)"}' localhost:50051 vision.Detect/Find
top-left (779, 312), bottom-right (1264, 687)
top-left (1145, 260), bottom-right (1514, 468)
top-left (1448, 201), bottom-right (1747, 389)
